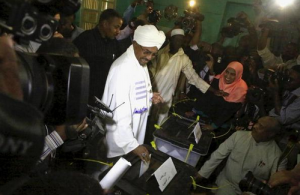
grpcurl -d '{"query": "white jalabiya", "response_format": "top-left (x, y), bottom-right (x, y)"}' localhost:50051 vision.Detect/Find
top-left (102, 45), bottom-right (153, 158)
top-left (149, 44), bottom-right (210, 124)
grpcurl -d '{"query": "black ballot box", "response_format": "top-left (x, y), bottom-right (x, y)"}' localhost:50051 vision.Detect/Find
top-left (113, 145), bottom-right (198, 195)
top-left (153, 115), bottom-right (213, 167)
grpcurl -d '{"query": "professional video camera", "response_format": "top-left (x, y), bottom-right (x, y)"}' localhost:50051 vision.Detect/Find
top-left (0, 0), bottom-right (80, 43)
top-left (175, 9), bottom-right (205, 33)
top-left (0, 0), bottom-right (89, 126)
top-left (221, 17), bottom-right (248, 38)
top-left (239, 171), bottom-right (290, 195)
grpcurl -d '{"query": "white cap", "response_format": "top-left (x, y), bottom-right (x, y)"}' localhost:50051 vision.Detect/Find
top-left (171, 29), bottom-right (185, 37)
top-left (133, 25), bottom-right (166, 49)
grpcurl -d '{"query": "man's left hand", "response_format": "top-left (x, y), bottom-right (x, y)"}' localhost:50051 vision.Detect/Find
top-left (152, 92), bottom-right (164, 104)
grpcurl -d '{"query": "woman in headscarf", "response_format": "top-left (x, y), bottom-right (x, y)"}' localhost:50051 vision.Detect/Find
top-left (186, 61), bottom-right (248, 130)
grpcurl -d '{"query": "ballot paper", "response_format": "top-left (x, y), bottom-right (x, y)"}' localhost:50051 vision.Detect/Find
top-left (193, 122), bottom-right (202, 144)
top-left (139, 154), bottom-right (151, 177)
top-left (99, 157), bottom-right (131, 189)
top-left (154, 157), bottom-right (177, 192)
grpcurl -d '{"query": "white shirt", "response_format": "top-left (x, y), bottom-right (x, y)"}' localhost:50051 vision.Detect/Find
top-left (199, 131), bottom-right (286, 194)
top-left (257, 46), bottom-right (297, 69)
top-left (102, 45), bottom-right (153, 158)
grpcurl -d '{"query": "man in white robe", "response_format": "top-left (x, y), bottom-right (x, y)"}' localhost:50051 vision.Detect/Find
top-left (102, 25), bottom-right (165, 161)
top-left (149, 29), bottom-right (223, 125)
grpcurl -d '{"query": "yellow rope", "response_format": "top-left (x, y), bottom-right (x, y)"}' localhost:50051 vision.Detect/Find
top-left (74, 158), bottom-right (113, 167)
top-left (172, 112), bottom-right (182, 119)
top-left (160, 99), bottom-right (233, 140)
top-left (190, 176), bottom-right (231, 190)
top-left (210, 125), bottom-right (233, 139)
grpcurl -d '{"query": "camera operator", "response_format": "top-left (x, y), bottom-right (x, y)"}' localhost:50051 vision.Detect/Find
top-left (57, 14), bottom-right (85, 42)
top-left (194, 116), bottom-right (286, 195)
top-left (254, 66), bottom-right (300, 130)
top-left (220, 12), bottom-right (258, 60)
top-left (257, 27), bottom-right (298, 70)
top-left (122, 0), bottom-right (158, 26)
top-left (268, 162), bottom-right (300, 195)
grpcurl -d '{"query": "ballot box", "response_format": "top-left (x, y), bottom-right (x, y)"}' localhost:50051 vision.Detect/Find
top-left (113, 145), bottom-right (198, 195)
top-left (153, 115), bottom-right (213, 167)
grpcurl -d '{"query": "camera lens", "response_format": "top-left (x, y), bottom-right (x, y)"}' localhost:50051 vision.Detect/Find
top-left (239, 171), bottom-right (271, 195)
top-left (39, 24), bottom-right (53, 41)
top-left (21, 15), bottom-right (37, 35)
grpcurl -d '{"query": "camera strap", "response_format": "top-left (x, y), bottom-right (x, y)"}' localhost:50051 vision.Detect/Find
top-left (276, 140), bottom-right (296, 171)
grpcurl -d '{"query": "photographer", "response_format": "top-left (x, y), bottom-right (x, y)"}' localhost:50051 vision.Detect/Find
top-left (255, 66), bottom-right (300, 130)
top-left (195, 116), bottom-right (286, 195)
top-left (220, 12), bottom-right (258, 61)
top-left (268, 163), bottom-right (300, 195)
top-left (122, 0), bottom-right (157, 26)
top-left (257, 27), bottom-right (298, 69)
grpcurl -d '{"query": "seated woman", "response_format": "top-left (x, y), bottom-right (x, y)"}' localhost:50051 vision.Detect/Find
top-left (186, 61), bottom-right (248, 130)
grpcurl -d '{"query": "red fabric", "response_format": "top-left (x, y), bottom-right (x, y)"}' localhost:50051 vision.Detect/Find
top-left (215, 61), bottom-right (248, 103)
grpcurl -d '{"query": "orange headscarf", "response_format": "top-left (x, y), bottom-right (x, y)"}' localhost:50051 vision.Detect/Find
top-left (215, 61), bottom-right (248, 103)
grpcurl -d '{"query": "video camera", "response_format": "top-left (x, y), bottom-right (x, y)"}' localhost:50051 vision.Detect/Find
top-left (239, 171), bottom-right (290, 195)
top-left (263, 69), bottom-right (290, 87)
top-left (221, 17), bottom-right (248, 38)
top-left (175, 9), bottom-right (205, 33)
top-left (0, 0), bottom-right (81, 44)
top-left (0, 0), bottom-right (89, 126)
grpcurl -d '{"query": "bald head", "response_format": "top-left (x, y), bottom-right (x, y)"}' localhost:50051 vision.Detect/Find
top-left (264, 116), bottom-right (281, 133)
top-left (252, 116), bottom-right (281, 143)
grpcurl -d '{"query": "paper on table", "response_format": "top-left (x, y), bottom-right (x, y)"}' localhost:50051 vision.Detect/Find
top-left (139, 154), bottom-right (151, 177)
top-left (193, 122), bottom-right (202, 144)
top-left (99, 157), bottom-right (131, 189)
top-left (154, 157), bottom-right (177, 192)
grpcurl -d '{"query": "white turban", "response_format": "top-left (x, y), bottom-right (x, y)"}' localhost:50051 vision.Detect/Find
top-left (133, 25), bottom-right (166, 49)
top-left (171, 29), bottom-right (185, 37)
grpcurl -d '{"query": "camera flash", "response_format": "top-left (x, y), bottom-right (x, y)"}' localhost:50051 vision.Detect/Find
top-left (275, 0), bottom-right (294, 8)
top-left (189, 0), bottom-right (196, 7)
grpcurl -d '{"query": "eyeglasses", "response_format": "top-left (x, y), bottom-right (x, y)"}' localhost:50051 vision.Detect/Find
top-left (138, 44), bottom-right (157, 58)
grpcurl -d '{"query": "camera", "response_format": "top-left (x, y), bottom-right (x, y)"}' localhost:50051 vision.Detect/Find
top-left (0, 0), bottom-right (81, 43)
top-left (175, 9), bottom-right (205, 33)
top-left (247, 86), bottom-right (266, 103)
top-left (0, 0), bottom-right (89, 125)
top-left (239, 171), bottom-right (290, 195)
top-left (221, 17), bottom-right (248, 38)
top-left (263, 69), bottom-right (290, 86)
top-left (17, 52), bottom-right (89, 125)
top-left (147, 9), bottom-right (161, 24)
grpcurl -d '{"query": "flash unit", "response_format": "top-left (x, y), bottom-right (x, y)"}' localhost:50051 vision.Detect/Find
top-left (189, 0), bottom-right (196, 7)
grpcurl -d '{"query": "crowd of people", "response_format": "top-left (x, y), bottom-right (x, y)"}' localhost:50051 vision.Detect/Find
top-left (1, 0), bottom-right (300, 194)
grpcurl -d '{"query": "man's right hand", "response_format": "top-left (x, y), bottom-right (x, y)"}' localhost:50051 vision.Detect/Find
top-left (132, 145), bottom-right (150, 162)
